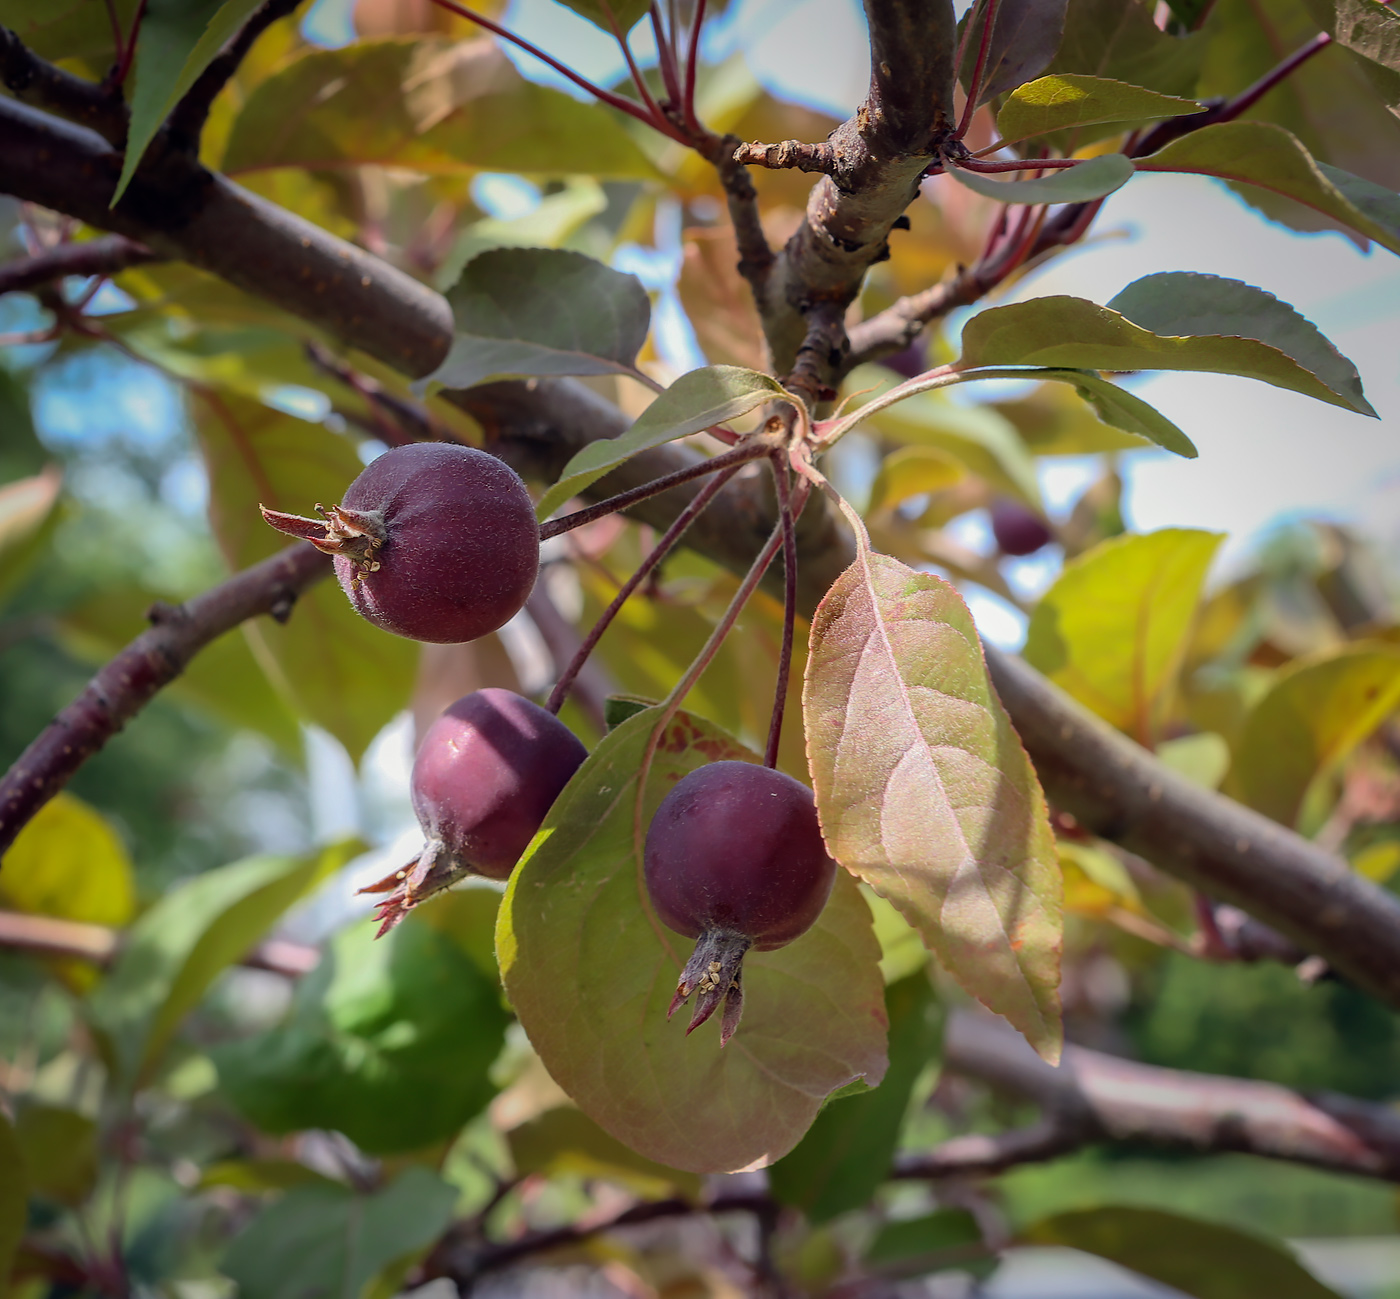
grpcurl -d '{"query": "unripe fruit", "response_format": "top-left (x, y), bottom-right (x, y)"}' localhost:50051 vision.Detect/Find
top-left (361, 689), bottom-right (586, 934)
top-left (261, 442), bottom-right (539, 644)
top-left (990, 497), bottom-right (1053, 557)
top-left (644, 761), bottom-right (836, 1044)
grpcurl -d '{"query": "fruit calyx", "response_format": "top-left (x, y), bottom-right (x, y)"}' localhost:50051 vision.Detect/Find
top-left (357, 836), bottom-right (468, 936)
top-left (669, 928), bottom-right (751, 1046)
top-left (260, 502), bottom-right (388, 581)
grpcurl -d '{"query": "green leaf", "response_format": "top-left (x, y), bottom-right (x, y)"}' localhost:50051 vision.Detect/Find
top-left (0, 0), bottom-right (135, 65)
top-left (0, 1110), bottom-right (26, 1295)
top-left (769, 972), bottom-right (942, 1223)
top-left (221, 1167), bottom-right (457, 1299)
top-left (214, 917), bottom-right (507, 1154)
top-left (1024, 528), bottom-right (1223, 743)
top-left (554, 0), bottom-right (651, 36)
top-left (996, 74), bottom-right (1203, 145)
top-left (428, 248), bottom-right (651, 392)
top-left (193, 390), bottom-right (416, 760)
top-left (199, 1159), bottom-right (341, 1194)
top-left (1156, 731), bottom-right (1230, 789)
top-left (990, 370), bottom-right (1191, 456)
top-left (946, 153), bottom-right (1133, 205)
top-left (13, 1105), bottom-right (97, 1207)
top-left (114, 0), bottom-right (266, 203)
top-left (0, 465), bottom-right (61, 610)
top-left (1228, 645), bottom-right (1400, 830)
top-left (1323, 0), bottom-right (1400, 72)
top-left (1138, 122), bottom-right (1400, 255)
top-left (958, 290), bottom-right (1376, 416)
top-left (1107, 272), bottom-right (1374, 416)
top-left (803, 550), bottom-right (1063, 1062)
top-left (222, 38), bottom-right (658, 180)
top-left (507, 1108), bottom-right (702, 1199)
top-left (865, 1208), bottom-right (988, 1277)
top-left (534, 366), bottom-right (787, 519)
top-left (1022, 1207), bottom-right (1344, 1299)
top-left (497, 707), bottom-right (889, 1174)
top-left (869, 447), bottom-right (965, 512)
top-left (88, 840), bottom-right (358, 1087)
top-left (1026, 369), bottom-right (1196, 457)
top-left (959, 0), bottom-right (1069, 106)
top-left (1048, 0), bottom-right (1204, 96)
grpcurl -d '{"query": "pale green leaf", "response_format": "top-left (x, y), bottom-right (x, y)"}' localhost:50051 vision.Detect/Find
top-left (1025, 369), bottom-right (1197, 457)
top-left (498, 707), bottom-right (889, 1174)
top-left (507, 1108), bottom-right (702, 1199)
top-left (1155, 732), bottom-right (1230, 790)
top-left (429, 248), bottom-right (650, 392)
top-left (1229, 645), bottom-right (1400, 830)
top-left (0, 465), bottom-right (61, 609)
top-left (869, 448), bottom-right (965, 513)
top-left (947, 153), bottom-right (1133, 205)
top-left (866, 1208), bottom-right (987, 1278)
top-left (996, 74), bottom-right (1203, 145)
top-left (554, 0), bottom-right (651, 36)
top-left (993, 371), bottom-right (1190, 456)
top-left (1025, 528), bottom-right (1222, 743)
top-left (804, 551), bottom-right (1063, 1062)
top-left (115, 0), bottom-right (266, 203)
top-left (1022, 1207), bottom-right (1344, 1299)
top-left (535, 366), bottom-right (787, 519)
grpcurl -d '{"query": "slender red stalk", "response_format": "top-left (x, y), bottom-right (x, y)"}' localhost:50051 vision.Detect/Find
top-left (650, 3), bottom-right (683, 107)
top-left (1216, 32), bottom-right (1330, 123)
top-left (682, 0), bottom-right (707, 135)
top-left (958, 155), bottom-right (1084, 173)
top-left (545, 463), bottom-right (743, 714)
top-left (956, 0), bottom-right (1001, 139)
top-left (102, 0), bottom-right (124, 61)
top-left (538, 441), bottom-right (767, 542)
top-left (109, 0), bottom-right (147, 87)
top-left (763, 454), bottom-right (802, 770)
top-left (600, 0), bottom-right (671, 136)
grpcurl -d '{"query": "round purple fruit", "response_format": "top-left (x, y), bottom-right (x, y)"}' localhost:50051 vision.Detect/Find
top-left (990, 498), bottom-right (1053, 557)
top-left (644, 761), bottom-right (836, 1044)
top-left (261, 442), bottom-right (538, 644)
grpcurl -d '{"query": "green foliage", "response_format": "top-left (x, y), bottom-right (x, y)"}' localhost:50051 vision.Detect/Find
top-left (214, 916), bottom-right (508, 1154)
top-left (864, 1208), bottom-right (989, 1279)
top-left (12, 1105), bottom-right (97, 1206)
top-left (948, 152), bottom-right (1133, 204)
top-left (498, 706), bottom-right (888, 1173)
top-left (221, 1166), bottom-right (458, 1299)
top-left (0, 1110), bottom-right (25, 1295)
top-left (804, 549), bottom-right (1062, 1061)
top-left (1049, 0), bottom-right (1203, 94)
top-left (995, 74), bottom-right (1204, 146)
top-left (507, 1107), bottom-right (702, 1199)
top-left (554, 0), bottom-right (652, 36)
top-left (0, 466), bottom-right (62, 610)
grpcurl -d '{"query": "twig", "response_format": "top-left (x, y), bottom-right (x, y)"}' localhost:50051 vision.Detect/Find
top-left (957, 0), bottom-right (1001, 138)
top-left (763, 453), bottom-right (801, 769)
top-left (0, 544), bottom-right (330, 859)
top-left (0, 235), bottom-right (157, 297)
top-left (107, 0), bottom-right (147, 90)
top-left (0, 26), bottom-right (127, 145)
top-left (525, 583), bottom-right (613, 734)
top-left (304, 341), bottom-right (435, 445)
top-left (682, 0), bottom-right (706, 135)
top-left (893, 1117), bottom-right (1088, 1180)
top-left (732, 139), bottom-right (837, 174)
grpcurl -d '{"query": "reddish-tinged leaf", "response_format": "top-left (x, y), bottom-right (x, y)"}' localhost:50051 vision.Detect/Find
top-left (804, 551), bottom-right (1062, 1062)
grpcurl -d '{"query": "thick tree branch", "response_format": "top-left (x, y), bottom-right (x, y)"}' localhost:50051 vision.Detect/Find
top-left (0, 26), bottom-right (127, 145)
top-left (0, 544), bottom-right (330, 859)
top-left (0, 235), bottom-right (158, 297)
top-left (932, 1009), bottom-right (1400, 1182)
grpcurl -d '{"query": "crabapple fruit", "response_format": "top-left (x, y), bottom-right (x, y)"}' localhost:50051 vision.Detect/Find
top-left (990, 498), bottom-right (1053, 557)
top-left (644, 761), bottom-right (836, 1045)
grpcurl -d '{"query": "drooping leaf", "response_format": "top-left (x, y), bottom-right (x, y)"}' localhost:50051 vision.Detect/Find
top-left (221, 1167), bottom-right (457, 1299)
top-left (769, 971), bottom-right (942, 1223)
top-left (1024, 368), bottom-right (1197, 457)
top-left (958, 290), bottom-right (1376, 416)
top-left (959, 0), bottom-right (1069, 106)
top-left (1228, 645), bottom-right (1400, 830)
top-left (1024, 528), bottom-right (1223, 744)
top-left (554, 0), bottom-right (650, 36)
top-left (88, 840), bottom-right (358, 1087)
top-left (996, 74), bottom-right (1203, 145)
top-left (534, 366), bottom-right (787, 519)
top-left (1022, 1207), bottom-right (1344, 1299)
top-left (214, 917), bottom-right (507, 1154)
top-left (1107, 272), bottom-right (1373, 416)
top-left (428, 248), bottom-right (651, 392)
top-left (946, 153), bottom-right (1134, 204)
top-left (13, 1106), bottom-right (97, 1207)
top-left (115, 0), bottom-right (266, 203)
top-left (193, 390), bottom-right (416, 760)
top-left (803, 550), bottom-right (1062, 1061)
top-left (0, 1110), bottom-right (25, 1294)
top-left (498, 707), bottom-right (889, 1174)
top-left (1048, 0), bottom-right (1204, 96)
top-left (991, 379), bottom-right (1159, 456)
top-left (865, 1208), bottom-right (990, 1279)
top-left (1139, 121), bottom-right (1400, 255)
top-left (507, 1108), bottom-right (702, 1200)
top-left (0, 465), bottom-right (61, 610)
top-left (222, 38), bottom-right (658, 180)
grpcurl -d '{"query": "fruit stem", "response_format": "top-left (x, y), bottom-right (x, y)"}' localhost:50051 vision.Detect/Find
top-left (763, 452), bottom-right (803, 770)
top-left (545, 460), bottom-right (746, 715)
top-left (538, 441), bottom-right (768, 541)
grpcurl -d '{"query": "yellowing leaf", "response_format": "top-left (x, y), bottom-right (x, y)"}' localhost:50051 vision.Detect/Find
top-left (498, 707), bottom-right (888, 1174)
top-left (869, 448), bottom-right (965, 513)
top-left (804, 551), bottom-right (1062, 1062)
top-left (1025, 529), bottom-right (1222, 745)
top-left (996, 74), bottom-right (1203, 146)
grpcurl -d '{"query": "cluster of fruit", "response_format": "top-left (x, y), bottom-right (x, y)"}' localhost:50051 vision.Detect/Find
top-left (262, 443), bottom-right (836, 1042)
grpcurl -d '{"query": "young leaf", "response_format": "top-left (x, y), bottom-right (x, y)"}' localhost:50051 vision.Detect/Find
top-left (1228, 645), bottom-right (1400, 830)
top-left (535, 366), bottom-right (787, 519)
top-left (959, 0), bottom-right (1069, 106)
top-left (214, 918), bottom-right (508, 1153)
top-left (1138, 121), bottom-right (1400, 256)
top-left (221, 1167), bottom-right (458, 1299)
top-left (1022, 1207), bottom-right (1344, 1299)
top-left (958, 291), bottom-right (1376, 416)
top-left (768, 971), bottom-right (942, 1223)
top-left (555, 0), bottom-right (651, 36)
top-left (497, 707), bottom-right (889, 1174)
top-left (114, 0), bottom-right (266, 203)
top-left (88, 840), bottom-right (358, 1087)
top-left (803, 550), bottom-right (1063, 1062)
top-left (428, 248), bottom-right (651, 391)
top-left (995, 74), bottom-right (1203, 145)
top-left (1024, 528), bottom-right (1223, 744)
top-left (1107, 272), bottom-right (1373, 416)
top-left (946, 153), bottom-right (1133, 205)
top-left (1022, 368), bottom-right (1197, 456)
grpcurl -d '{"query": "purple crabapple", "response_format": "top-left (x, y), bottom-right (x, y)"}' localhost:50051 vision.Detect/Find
top-left (990, 497), bottom-right (1054, 557)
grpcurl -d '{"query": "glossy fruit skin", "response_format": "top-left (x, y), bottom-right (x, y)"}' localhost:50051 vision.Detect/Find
top-left (412, 688), bottom-right (587, 880)
top-left (336, 442), bottom-right (538, 644)
top-left (644, 761), bottom-right (836, 951)
top-left (990, 498), bottom-right (1053, 557)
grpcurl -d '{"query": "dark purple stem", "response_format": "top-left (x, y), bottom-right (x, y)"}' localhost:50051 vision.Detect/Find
top-left (682, 0), bottom-right (707, 135)
top-left (1218, 32), bottom-right (1331, 123)
top-left (958, 155), bottom-right (1084, 172)
top-left (956, 0), bottom-right (1001, 139)
top-left (763, 453), bottom-right (800, 770)
top-left (649, 3), bottom-right (682, 107)
top-left (600, 0), bottom-right (669, 134)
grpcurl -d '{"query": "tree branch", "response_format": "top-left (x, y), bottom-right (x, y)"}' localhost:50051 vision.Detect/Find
top-left (0, 235), bottom-right (158, 297)
top-left (0, 544), bottom-right (330, 859)
top-left (0, 26), bottom-right (127, 145)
